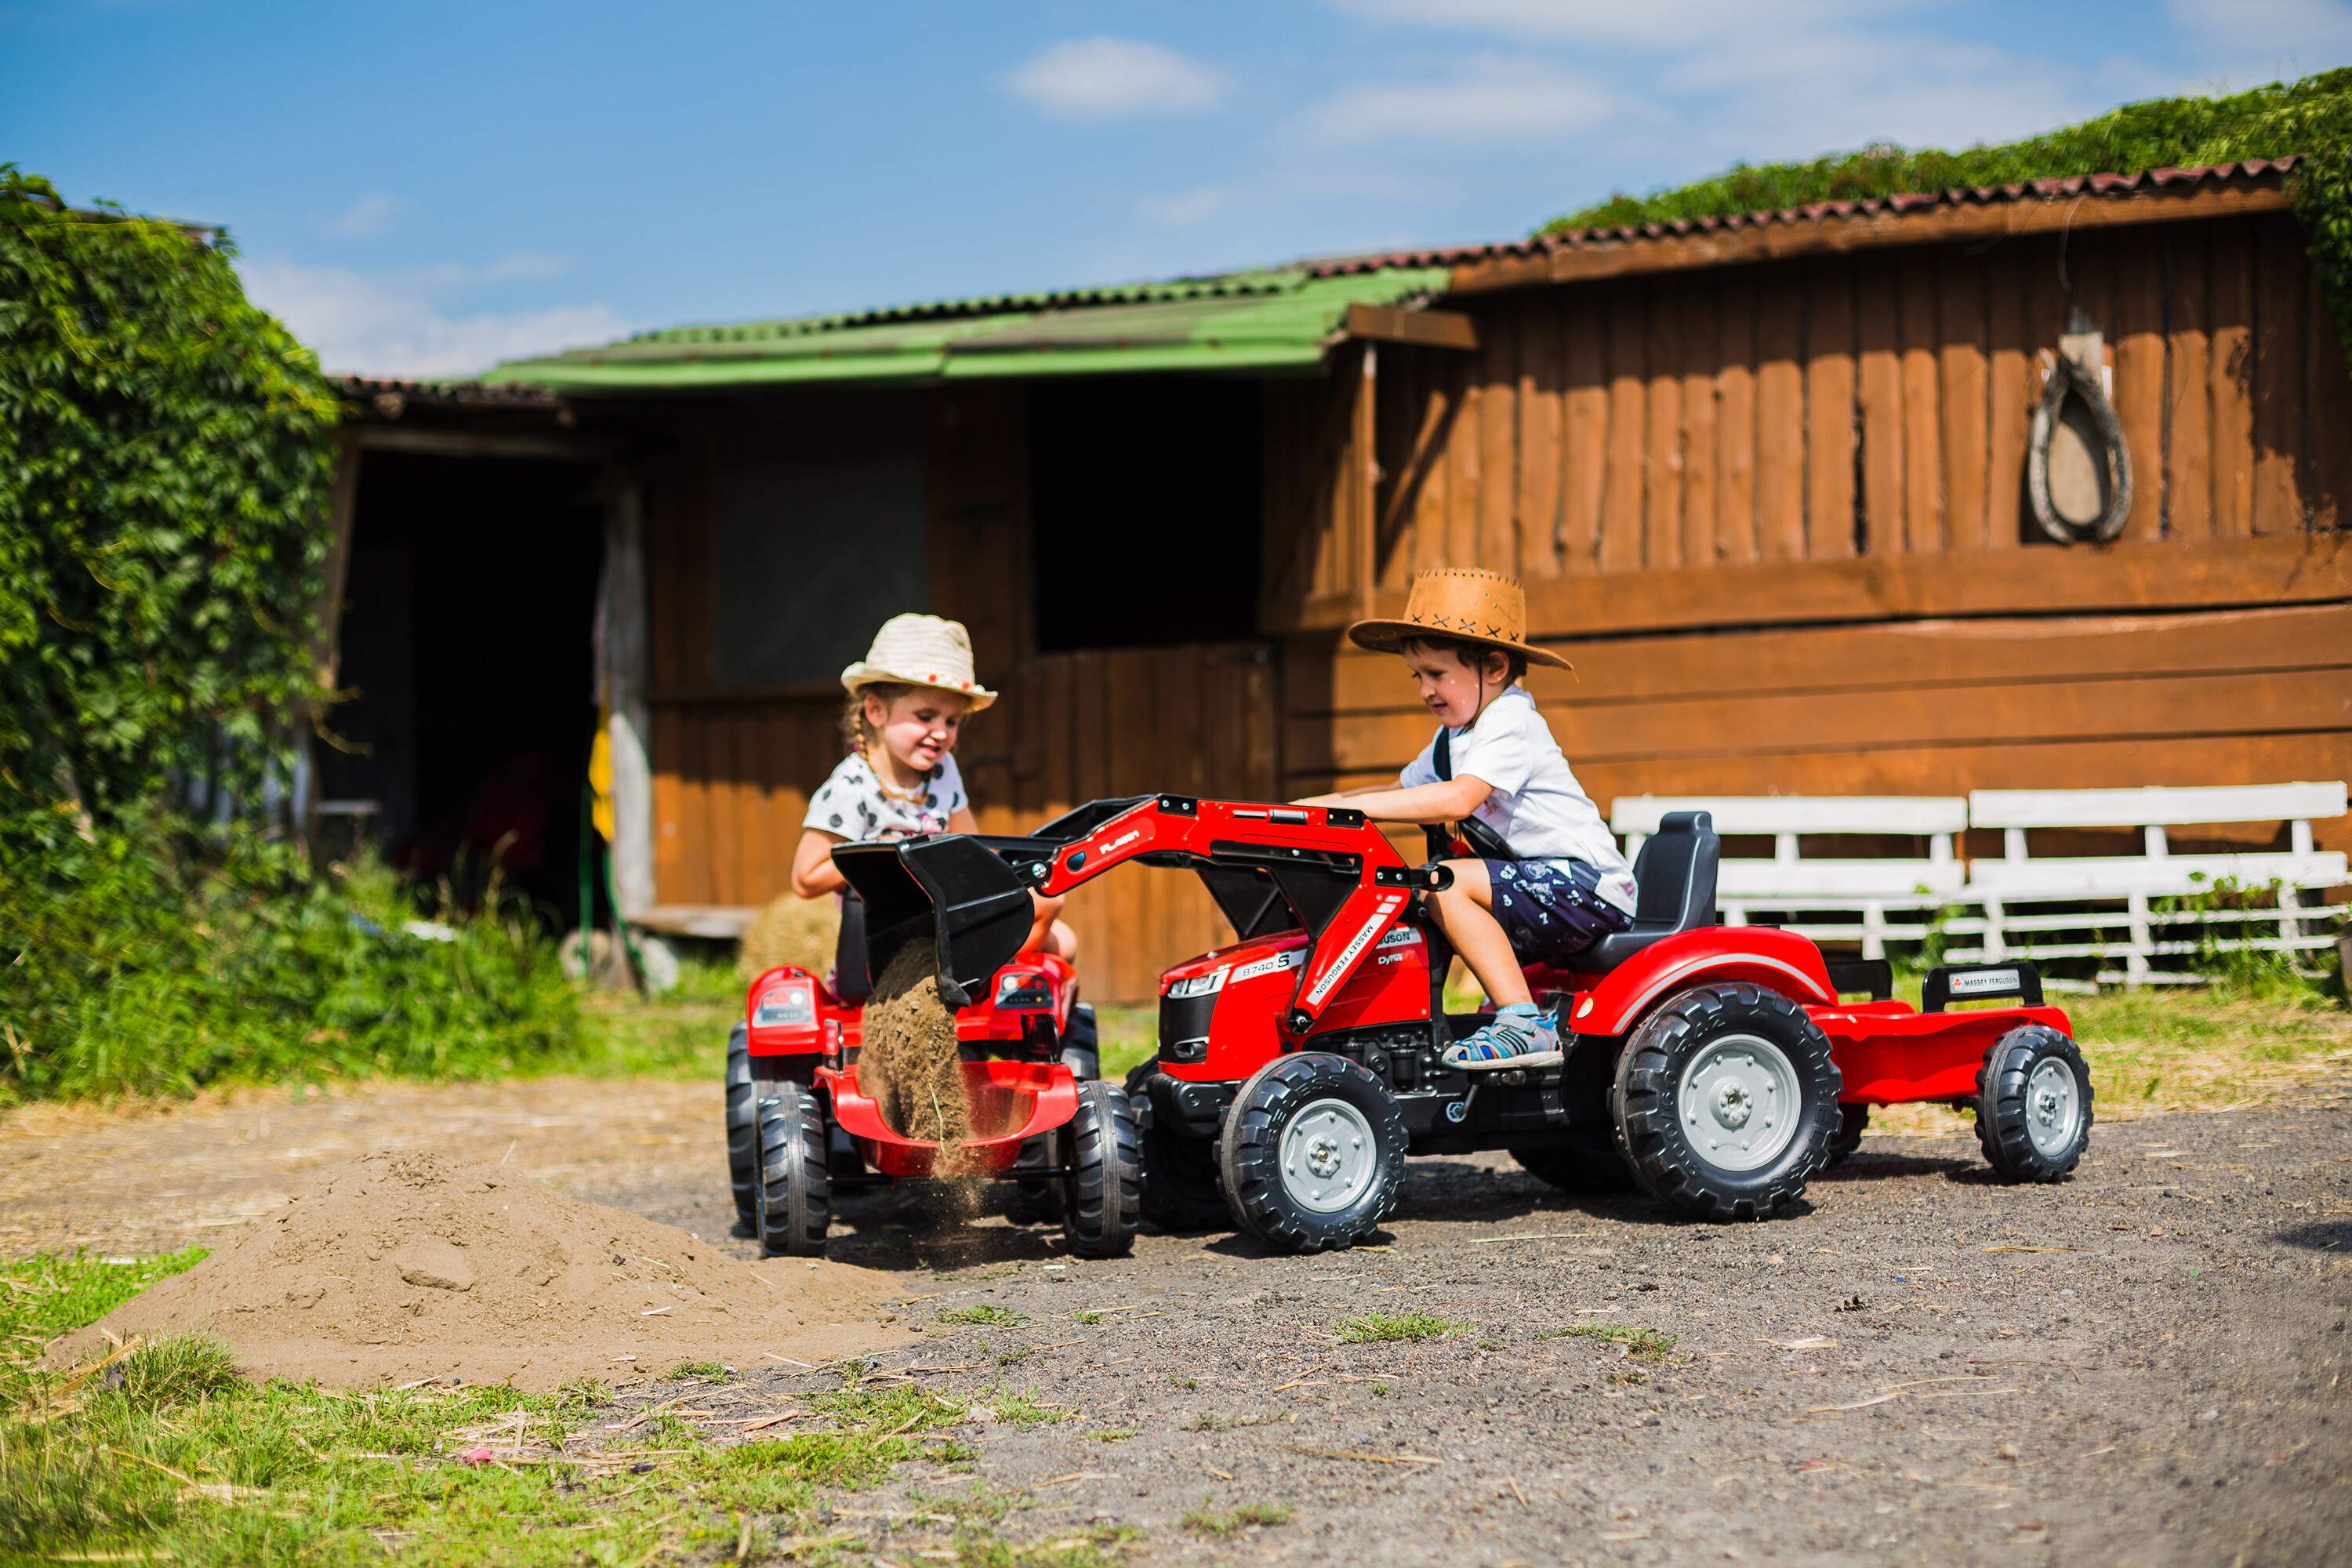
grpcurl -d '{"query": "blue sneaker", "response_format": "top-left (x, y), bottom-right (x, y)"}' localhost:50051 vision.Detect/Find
top-left (1441, 1005), bottom-right (1563, 1071)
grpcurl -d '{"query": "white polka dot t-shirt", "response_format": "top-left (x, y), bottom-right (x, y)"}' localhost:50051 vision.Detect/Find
top-left (803, 751), bottom-right (967, 840)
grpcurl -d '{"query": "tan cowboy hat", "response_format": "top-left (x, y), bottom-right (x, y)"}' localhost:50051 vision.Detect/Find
top-left (840, 614), bottom-right (999, 710)
top-left (1346, 568), bottom-right (1572, 671)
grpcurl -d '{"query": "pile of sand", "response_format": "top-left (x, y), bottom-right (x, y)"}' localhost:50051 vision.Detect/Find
top-left (53, 1152), bottom-right (911, 1390)
top-left (858, 943), bottom-right (974, 1153)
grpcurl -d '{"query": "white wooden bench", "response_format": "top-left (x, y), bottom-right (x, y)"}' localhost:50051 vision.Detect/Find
top-left (1610, 795), bottom-right (1969, 960)
top-left (1953, 782), bottom-right (2350, 985)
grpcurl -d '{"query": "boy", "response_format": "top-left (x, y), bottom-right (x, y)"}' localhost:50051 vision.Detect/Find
top-left (1297, 569), bottom-right (1635, 1069)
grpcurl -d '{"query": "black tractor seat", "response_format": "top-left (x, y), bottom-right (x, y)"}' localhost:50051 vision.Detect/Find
top-left (1566, 810), bottom-right (1720, 972)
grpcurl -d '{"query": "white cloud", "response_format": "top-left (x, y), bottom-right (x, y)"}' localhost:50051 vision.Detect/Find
top-left (329, 191), bottom-right (402, 238)
top-left (1297, 56), bottom-right (1623, 147)
top-left (1007, 37), bottom-right (1225, 118)
top-left (1136, 186), bottom-right (1238, 225)
top-left (239, 256), bottom-right (629, 379)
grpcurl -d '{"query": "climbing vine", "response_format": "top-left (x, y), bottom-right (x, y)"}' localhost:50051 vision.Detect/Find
top-left (0, 166), bottom-right (339, 855)
top-left (1543, 69), bottom-right (2352, 361)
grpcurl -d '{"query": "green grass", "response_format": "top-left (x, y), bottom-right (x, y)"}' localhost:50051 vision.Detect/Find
top-left (1181, 1500), bottom-right (1290, 1537)
top-left (1334, 1311), bottom-right (1461, 1344)
top-left (0, 1248), bottom-right (1118, 1566)
top-left (1095, 1004), bottom-right (1154, 1082)
top-left (1548, 1324), bottom-right (1679, 1360)
top-left (1091, 1427), bottom-right (1139, 1442)
top-left (667, 1359), bottom-right (731, 1381)
top-left (936, 1305), bottom-right (1029, 1328)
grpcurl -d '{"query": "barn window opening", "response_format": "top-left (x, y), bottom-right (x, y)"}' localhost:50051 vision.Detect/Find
top-left (1028, 375), bottom-right (1261, 651)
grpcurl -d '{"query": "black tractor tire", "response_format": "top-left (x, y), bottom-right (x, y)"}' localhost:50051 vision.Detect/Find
top-left (1975, 1025), bottom-right (2093, 1182)
top-left (1219, 1053), bottom-right (1406, 1254)
top-left (1827, 1103), bottom-right (1870, 1167)
top-left (1059, 1080), bottom-right (1142, 1258)
top-left (1610, 982), bottom-right (1842, 1222)
top-left (1006, 1136), bottom-right (1060, 1225)
top-left (724, 1025), bottom-right (758, 1227)
top-left (1123, 1062), bottom-right (1231, 1231)
top-left (753, 1083), bottom-right (832, 1257)
top-left (1510, 1133), bottom-right (1635, 1194)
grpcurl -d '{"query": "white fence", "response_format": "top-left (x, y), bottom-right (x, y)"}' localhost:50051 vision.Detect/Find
top-left (1610, 783), bottom-right (2350, 987)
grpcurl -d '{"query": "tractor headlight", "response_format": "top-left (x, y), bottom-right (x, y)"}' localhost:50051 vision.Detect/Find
top-left (994, 972), bottom-right (1054, 1009)
top-left (1166, 968), bottom-right (1229, 1000)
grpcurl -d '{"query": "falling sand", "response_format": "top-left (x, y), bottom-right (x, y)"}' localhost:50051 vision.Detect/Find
top-left (51, 1151), bottom-right (912, 1390)
top-left (857, 942), bottom-right (975, 1156)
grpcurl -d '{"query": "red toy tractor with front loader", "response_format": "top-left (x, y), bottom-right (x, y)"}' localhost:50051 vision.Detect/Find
top-left (725, 829), bottom-right (1138, 1259)
top-left (769, 793), bottom-right (2093, 1254)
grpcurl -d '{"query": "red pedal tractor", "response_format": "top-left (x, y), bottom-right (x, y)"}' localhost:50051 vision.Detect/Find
top-left (818, 794), bottom-right (2094, 1253)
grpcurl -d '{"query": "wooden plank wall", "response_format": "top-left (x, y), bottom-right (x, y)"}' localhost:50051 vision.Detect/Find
top-left (1270, 210), bottom-right (2352, 856)
top-left (1266, 212), bottom-right (2350, 609)
top-left (648, 386), bottom-right (1283, 1000)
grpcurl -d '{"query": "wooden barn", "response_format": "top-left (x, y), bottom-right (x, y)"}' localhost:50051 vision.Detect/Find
top-left (322, 158), bottom-right (2352, 1000)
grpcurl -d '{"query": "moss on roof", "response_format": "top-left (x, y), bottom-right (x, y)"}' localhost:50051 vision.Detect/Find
top-left (1541, 69), bottom-right (2352, 356)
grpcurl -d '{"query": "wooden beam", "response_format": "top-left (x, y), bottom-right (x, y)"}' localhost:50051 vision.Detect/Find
top-left (356, 426), bottom-right (598, 460)
top-left (1345, 302), bottom-right (1480, 350)
top-left (1447, 176), bottom-right (2294, 296)
top-left (1260, 531), bottom-right (2352, 639)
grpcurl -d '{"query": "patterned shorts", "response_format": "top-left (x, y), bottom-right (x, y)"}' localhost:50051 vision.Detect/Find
top-left (1481, 857), bottom-right (1632, 961)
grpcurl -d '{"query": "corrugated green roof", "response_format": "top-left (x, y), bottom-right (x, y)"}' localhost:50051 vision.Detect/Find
top-left (485, 266), bottom-right (1452, 392)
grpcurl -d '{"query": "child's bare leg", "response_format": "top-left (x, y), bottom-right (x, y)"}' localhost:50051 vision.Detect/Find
top-left (1429, 858), bottom-right (1560, 1069)
top-left (1428, 860), bottom-right (1531, 1007)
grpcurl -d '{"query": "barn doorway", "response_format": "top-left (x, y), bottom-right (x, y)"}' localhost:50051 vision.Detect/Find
top-left (315, 450), bottom-right (605, 927)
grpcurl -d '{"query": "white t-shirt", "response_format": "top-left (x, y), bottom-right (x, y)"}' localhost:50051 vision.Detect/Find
top-left (804, 751), bottom-right (968, 841)
top-left (1398, 685), bottom-right (1639, 914)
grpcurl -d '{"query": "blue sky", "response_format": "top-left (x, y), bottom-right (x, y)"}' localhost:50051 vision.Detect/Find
top-left (5, 1), bottom-right (2347, 377)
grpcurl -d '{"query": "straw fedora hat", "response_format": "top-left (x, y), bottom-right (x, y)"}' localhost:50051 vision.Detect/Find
top-left (839, 614), bottom-right (998, 710)
top-left (1346, 568), bottom-right (1571, 671)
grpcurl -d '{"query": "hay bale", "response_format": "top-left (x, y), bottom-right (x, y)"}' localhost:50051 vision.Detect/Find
top-left (739, 891), bottom-right (839, 982)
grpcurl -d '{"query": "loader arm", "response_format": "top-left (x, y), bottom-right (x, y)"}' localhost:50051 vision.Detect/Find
top-left (1034, 796), bottom-right (1450, 1037)
top-left (833, 794), bottom-right (1448, 1035)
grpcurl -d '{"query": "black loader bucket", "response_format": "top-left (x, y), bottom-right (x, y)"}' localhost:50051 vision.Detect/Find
top-left (830, 836), bottom-right (1035, 1008)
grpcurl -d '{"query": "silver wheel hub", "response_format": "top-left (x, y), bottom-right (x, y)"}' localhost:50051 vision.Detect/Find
top-left (1279, 1098), bottom-right (1377, 1214)
top-left (2024, 1057), bottom-right (2082, 1157)
top-left (1678, 1033), bottom-right (1801, 1174)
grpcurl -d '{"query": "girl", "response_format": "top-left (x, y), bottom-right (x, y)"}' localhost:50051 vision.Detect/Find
top-left (790, 613), bottom-right (1074, 961)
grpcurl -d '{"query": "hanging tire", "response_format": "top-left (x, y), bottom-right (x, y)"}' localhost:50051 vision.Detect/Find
top-left (724, 1025), bottom-right (757, 1227)
top-left (1827, 1103), bottom-right (1869, 1167)
top-left (753, 1083), bottom-right (831, 1257)
top-left (1976, 1025), bottom-right (2092, 1182)
top-left (1059, 1080), bottom-right (1141, 1258)
top-left (1610, 982), bottom-right (1842, 1222)
top-left (1510, 1131), bottom-right (1634, 1194)
top-left (1219, 1053), bottom-right (1406, 1254)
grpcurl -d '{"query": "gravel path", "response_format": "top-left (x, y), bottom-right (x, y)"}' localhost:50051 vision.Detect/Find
top-left (6, 1076), bottom-right (2348, 1565)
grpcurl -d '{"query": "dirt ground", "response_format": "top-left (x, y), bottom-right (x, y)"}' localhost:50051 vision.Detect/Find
top-left (6, 1074), bottom-right (2351, 1567)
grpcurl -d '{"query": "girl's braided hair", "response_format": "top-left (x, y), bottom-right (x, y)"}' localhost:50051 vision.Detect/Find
top-left (840, 682), bottom-right (913, 755)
